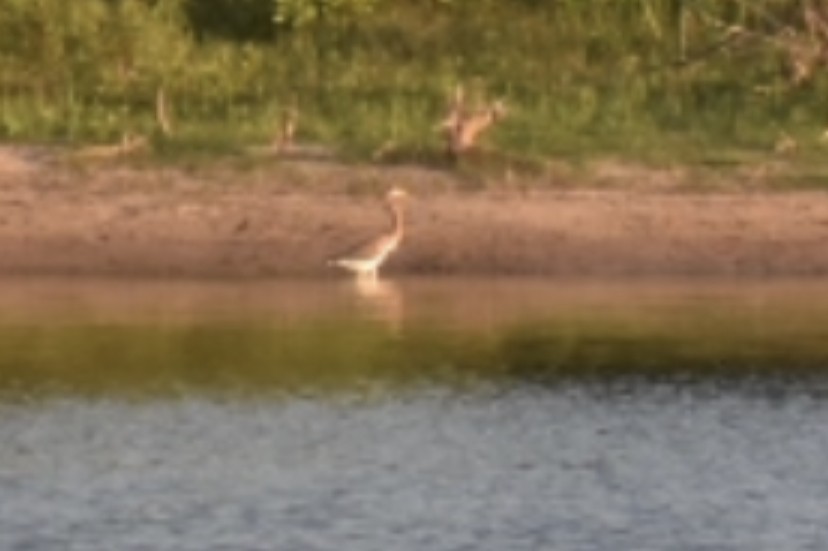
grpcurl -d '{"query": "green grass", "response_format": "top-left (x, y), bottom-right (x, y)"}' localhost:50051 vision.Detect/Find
top-left (3, 0), bottom-right (828, 182)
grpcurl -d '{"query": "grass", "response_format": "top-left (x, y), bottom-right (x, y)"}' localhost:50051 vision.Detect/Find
top-left (3, 0), bottom-right (828, 186)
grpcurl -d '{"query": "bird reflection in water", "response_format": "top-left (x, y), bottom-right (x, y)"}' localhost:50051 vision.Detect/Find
top-left (353, 277), bottom-right (404, 332)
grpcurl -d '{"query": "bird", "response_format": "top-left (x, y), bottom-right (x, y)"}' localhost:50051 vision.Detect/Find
top-left (445, 99), bottom-right (507, 157)
top-left (328, 187), bottom-right (408, 280)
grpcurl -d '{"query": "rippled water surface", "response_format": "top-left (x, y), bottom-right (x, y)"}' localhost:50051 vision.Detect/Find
top-left (2, 277), bottom-right (828, 549)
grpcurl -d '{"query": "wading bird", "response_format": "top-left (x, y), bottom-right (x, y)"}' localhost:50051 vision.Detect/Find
top-left (328, 187), bottom-right (408, 280)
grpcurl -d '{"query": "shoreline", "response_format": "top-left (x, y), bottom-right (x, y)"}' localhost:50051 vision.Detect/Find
top-left (1, 155), bottom-right (828, 279)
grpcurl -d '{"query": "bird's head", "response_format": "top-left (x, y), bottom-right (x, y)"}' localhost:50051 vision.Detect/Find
top-left (386, 187), bottom-right (409, 202)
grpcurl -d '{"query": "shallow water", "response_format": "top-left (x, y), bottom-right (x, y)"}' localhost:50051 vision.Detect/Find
top-left (2, 277), bottom-right (828, 549)
top-left (2, 277), bottom-right (828, 397)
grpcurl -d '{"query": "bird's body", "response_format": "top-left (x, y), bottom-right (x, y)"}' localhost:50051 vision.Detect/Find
top-left (329, 188), bottom-right (407, 280)
top-left (448, 100), bottom-right (506, 156)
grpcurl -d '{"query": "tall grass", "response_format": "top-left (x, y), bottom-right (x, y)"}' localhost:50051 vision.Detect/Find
top-left (0, 0), bottom-right (826, 165)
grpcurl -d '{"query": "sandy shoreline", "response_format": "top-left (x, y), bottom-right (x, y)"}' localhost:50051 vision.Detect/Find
top-left (1, 153), bottom-right (828, 279)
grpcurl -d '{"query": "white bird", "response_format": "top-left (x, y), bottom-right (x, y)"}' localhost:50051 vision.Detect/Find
top-left (328, 187), bottom-right (408, 280)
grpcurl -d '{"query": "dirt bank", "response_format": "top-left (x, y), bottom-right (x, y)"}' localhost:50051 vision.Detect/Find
top-left (1, 149), bottom-right (828, 278)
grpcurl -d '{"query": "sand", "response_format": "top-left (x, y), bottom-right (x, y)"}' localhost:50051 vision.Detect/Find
top-left (1, 147), bottom-right (827, 279)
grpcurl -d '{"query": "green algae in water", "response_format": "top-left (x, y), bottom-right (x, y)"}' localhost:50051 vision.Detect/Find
top-left (1, 318), bottom-right (828, 399)
top-left (1, 278), bottom-right (828, 399)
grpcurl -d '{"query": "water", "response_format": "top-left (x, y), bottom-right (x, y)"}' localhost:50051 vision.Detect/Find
top-left (2, 277), bottom-right (828, 549)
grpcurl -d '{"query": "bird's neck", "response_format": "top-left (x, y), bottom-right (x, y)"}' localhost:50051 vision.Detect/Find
top-left (387, 200), bottom-right (404, 239)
